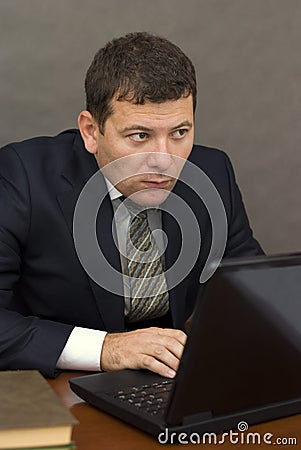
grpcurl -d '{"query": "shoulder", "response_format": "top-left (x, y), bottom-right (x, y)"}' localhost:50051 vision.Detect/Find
top-left (188, 144), bottom-right (234, 181)
top-left (189, 143), bottom-right (230, 166)
top-left (0, 129), bottom-right (85, 181)
top-left (0, 129), bottom-right (80, 160)
top-left (0, 129), bottom-right (87, 191)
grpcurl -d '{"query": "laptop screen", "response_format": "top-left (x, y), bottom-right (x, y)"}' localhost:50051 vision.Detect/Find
top-left (166, 253), bottom-right (301, 425)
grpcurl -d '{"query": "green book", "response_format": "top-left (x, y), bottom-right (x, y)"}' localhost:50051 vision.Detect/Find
top-left (0, 371), bottom-right (77, 449)
top-left (7, 444), bottom-right (76, 450)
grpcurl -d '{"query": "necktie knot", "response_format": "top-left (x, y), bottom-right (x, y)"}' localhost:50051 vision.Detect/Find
top-left (120, 196), bottom-right (148, 220)
top-left (120, 196), bottom-right (146, 218)
top-left (133, 210), bottom-right (147, 221)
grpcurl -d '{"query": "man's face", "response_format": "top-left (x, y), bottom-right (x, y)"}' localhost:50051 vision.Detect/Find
top-left (92, 95), bottom-right (194, 205)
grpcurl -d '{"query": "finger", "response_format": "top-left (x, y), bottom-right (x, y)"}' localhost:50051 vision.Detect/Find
top-left (138, 328), bottom-right (186, 360)
top-left (126, 330), bottom-right (181, 372)
top-left (151, 343), bottom-right (181, 371)
top-left (140, 354), bottom-right (177, 378)
top-left (153, 332), bottom-right (186, 360)
top-left (155, 327), bottom-right (187, 346)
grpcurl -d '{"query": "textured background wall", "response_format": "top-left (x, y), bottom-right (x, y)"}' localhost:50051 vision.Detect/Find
top-left (1, 0), bottom-right (300, 254)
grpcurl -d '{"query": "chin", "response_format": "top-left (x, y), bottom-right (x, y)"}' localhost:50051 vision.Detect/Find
top-left (130, 189), bottom-right (171, 206)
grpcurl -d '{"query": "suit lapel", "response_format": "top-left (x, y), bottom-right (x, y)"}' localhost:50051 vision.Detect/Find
top-left (56, 132), bottom-right (125, 332)
top-left (92, 193), bottom-right (125, 331)
top-left (56, 132), bottom-right (98, 234)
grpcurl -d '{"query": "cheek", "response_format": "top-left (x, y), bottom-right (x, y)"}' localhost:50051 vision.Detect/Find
top-left (185, 139), bottom-right (194, 158)
top-left (115, 178), bottom-right (141, 198)
top-left (96, 145), bottom-right (122, 168)
top-left (104, 161), bottom-right (145, 189)
top-left (173, 146), bottom-right (193, 164)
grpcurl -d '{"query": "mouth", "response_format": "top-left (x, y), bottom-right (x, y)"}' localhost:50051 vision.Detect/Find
top-left (142, 178), bottom-right (174, 189)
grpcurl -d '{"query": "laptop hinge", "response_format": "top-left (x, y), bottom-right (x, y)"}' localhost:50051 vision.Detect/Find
top-left (183, 410), bottom-right (213, 425)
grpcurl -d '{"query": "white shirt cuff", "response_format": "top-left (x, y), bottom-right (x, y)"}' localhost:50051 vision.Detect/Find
top-left (56, 327), bottom-right (107, 371)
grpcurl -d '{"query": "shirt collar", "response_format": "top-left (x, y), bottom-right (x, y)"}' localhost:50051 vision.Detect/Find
top-left (104, 176), bottom-right (160, 213)
top-left (104, 177), bottom-right (123, 201)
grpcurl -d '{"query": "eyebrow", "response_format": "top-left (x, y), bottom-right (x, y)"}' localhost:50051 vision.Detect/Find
top-left (170, 120), bottom-right (193, 131)
top-left (119, 120), bottom-right (193, 134)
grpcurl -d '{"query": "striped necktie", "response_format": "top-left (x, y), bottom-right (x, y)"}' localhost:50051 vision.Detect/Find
top-left (125, 202), bottom-right (169, 323)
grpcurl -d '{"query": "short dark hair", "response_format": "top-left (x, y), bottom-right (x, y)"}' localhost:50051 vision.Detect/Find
top-left (85, 32), bottom-right (197, 133)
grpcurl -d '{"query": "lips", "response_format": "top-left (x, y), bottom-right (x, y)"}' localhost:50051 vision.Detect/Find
top-left (142, 179), bottom-right (172, 188)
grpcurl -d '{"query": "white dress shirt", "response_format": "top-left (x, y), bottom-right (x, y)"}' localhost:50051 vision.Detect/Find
top-left (57, 179), bottom-right (163, 371)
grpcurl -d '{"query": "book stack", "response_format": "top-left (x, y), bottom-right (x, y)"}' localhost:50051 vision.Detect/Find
top-left (0, 370), bottom-right (77, 450)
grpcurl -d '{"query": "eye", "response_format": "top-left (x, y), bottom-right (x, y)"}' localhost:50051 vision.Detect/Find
top-left (128, 132), bottom-right (149, 142)
top-left (171, 129), bottom-right (188, 139)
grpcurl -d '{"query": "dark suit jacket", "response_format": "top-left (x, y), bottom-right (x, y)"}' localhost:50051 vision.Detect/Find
top-left (0, 129), bottom-right (263, 376)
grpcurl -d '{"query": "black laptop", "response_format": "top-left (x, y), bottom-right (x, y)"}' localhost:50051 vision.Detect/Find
top-left (70, 253), bottom-right (301, 439)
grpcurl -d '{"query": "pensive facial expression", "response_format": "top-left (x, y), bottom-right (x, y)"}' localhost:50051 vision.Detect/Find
top-left (79, 95), bottom-right (194, 206)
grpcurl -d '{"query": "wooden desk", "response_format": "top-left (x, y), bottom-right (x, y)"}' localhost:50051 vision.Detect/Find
top-left (48, 372), bottom-right (301, 449)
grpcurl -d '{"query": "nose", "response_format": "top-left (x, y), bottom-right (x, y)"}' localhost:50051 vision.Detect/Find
top-left (145, 140), bottom-right (173, 172)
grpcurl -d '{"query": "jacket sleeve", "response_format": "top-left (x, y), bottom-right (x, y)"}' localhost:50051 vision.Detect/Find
top-left (0, 145), bottom-right (73, 377)
top-left (222, 152), bottom-right (264, 257)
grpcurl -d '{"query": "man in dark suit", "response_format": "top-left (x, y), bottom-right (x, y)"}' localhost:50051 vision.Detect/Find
top-left (0, 32), bottom-right (263, 378)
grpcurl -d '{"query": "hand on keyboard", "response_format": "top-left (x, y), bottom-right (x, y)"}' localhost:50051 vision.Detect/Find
top-left (100, 327), bottom-right (187, 378)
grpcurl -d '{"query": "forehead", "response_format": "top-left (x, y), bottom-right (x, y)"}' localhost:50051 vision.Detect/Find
top-left (108, 96), bottom-right (194, 129)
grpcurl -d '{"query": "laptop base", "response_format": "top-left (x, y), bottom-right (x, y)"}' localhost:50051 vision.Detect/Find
top-left (70, 370), bottom-right (301, 438)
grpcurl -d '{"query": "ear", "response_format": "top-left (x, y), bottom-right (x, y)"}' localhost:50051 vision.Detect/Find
top-left (78, 110), bottom-right (99, 154)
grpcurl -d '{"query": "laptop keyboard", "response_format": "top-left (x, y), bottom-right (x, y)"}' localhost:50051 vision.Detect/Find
top-left (111, 380), bottom-right (173, 416)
